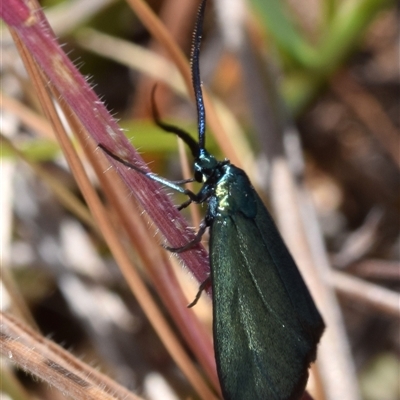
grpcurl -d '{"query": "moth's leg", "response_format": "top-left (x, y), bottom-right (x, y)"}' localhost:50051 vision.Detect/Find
top-left (177, 198), bottom-right (193, 211)
top-left (188, 277), bottom-right (211, 308)
top-left (164, 219), bottom-right (208, 253)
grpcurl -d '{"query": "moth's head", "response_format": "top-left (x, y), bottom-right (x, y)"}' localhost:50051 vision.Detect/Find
top-left (194, 149), bottom-right (218, 182)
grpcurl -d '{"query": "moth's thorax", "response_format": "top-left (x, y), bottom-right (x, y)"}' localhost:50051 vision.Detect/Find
top-left (211, 164), bottom-right (257, 218)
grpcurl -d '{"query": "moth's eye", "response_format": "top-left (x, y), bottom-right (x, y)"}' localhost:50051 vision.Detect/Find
top-left (194, 171), bottom-right (203, 182)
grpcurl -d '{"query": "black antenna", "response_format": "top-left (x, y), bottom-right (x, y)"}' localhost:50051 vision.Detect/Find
top-left (150, 86), bottom-right (200, 157)
top-left (191, 0), bottom-right (207, 151)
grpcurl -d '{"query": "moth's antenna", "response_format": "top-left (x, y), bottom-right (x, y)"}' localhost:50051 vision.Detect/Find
top-left (151, 86), bottom-right (200, 158)
top-left (191, 0), bottom-right (207, 151)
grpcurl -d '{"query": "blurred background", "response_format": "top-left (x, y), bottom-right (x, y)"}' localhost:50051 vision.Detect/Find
top-left (1, 0), bottom-right (399, 399)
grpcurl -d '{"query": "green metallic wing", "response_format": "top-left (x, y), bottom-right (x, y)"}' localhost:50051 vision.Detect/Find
top-left (210, 191), bottom-right (324, 400)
